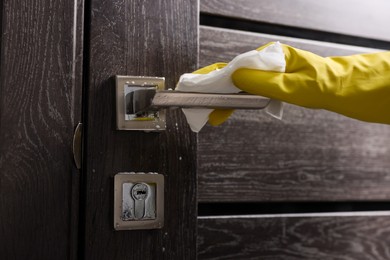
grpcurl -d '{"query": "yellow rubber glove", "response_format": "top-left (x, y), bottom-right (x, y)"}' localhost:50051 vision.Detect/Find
top-left (230, 44), bottom-right (390, 124)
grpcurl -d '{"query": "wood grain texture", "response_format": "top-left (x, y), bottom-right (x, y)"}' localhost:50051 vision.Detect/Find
top-left (199, 26), bottom-right (384, 67)
top-left (198, 27), bottom-right (390, 202)
top-left (82, 0), bottom-right (198, 259)
top-left (198, 213), bottom-right (390, 259)
top-left (0, 0), bottom-right (83, 259)
top-left (200, 0), bottom-right (390, 42)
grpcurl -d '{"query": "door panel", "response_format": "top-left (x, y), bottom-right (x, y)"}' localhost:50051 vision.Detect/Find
top-left (198, 213), bottom-right (390, 259)
top-left (197, 1), bottom-right (390, 259)
top-left (82, 0), bottom-right (198, 259)
top-left (200, 0), bottom-right (390, 41)
top-left (0, 0), bottom-right (83, 259)
top-left (198, 27), bottom-right (390, 203)
top-left (199, 26), bottom-right (383, 66)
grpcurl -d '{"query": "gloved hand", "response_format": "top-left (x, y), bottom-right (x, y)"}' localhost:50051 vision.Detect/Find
top-left (209, 43), bottom-right (390, 125)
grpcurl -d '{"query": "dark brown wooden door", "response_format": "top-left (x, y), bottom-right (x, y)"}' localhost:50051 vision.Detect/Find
top-left (197, 0), bottom-right (390, 259)
top-left (1, 0), bottom-right (198, 259)
top-left (3, 0), bottom-right (390, 259)
top-left (80, 0), bottom-right (198, 259)
top-left (0, 0), bottom-right (83, 259)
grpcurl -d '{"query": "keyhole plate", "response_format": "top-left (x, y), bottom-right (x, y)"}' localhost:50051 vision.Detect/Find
top-left (114, 172), bottom-right (164, 230)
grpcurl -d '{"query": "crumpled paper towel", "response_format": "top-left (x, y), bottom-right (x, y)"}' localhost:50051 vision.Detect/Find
top-left (176, 42), bottom-right (286, 132)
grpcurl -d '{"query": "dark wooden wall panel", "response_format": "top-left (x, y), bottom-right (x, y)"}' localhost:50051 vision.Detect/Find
top-left (0, 0), bottom-right (83, 259)
top-left (83, 0), bottom-right (198, 259)
top-left (200, 0), bottom-right (390, 42)
top-left (198, 27), bottom-right (390, 202)
top-left (199, 26), bottom-right (383, 67)
top-left (198, 213), bottom-right (390, 259)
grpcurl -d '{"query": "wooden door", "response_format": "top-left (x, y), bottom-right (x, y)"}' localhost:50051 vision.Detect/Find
top-left (197, 0), bottom-right (390, 259)
top-left (3, 0), bottom-right (390, 259)
top-left (80, 0), bottom-right (198, 259)
top-left (1, 0), bottom-right (199, 259)
top-left (0, 0), bottom-right (83, 259)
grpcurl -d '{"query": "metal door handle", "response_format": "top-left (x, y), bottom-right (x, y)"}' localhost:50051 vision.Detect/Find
top-left (132, 89), bottom-right (270, 115)
top-left (115, 75), bottom-right (270, 131)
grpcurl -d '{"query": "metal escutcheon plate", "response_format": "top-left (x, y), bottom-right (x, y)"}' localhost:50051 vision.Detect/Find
top-left (115, 75), bottom-right (166, 131)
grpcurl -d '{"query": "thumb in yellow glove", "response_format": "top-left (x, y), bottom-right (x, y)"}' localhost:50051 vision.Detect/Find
top-left (228, 44), bottom-right (390, 125)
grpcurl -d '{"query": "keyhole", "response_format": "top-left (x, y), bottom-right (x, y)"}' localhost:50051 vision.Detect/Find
top-left (131, 183), bottom-right (149, 219)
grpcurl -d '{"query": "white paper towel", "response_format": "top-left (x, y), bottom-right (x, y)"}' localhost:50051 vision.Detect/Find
top-left (176, 42), bottom-right (286, 132)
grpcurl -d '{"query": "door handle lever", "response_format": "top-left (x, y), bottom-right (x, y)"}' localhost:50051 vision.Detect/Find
top-left (132, 89), bottom-right (270, 116)
top-left (115, 75), bottom-right (270, 131)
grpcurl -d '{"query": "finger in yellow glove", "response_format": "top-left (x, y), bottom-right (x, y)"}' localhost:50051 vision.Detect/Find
top-left (232, 44), bottom-right (390, 124)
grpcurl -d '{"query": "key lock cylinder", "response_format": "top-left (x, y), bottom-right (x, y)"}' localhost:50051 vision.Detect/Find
top-left (131, 183), bottom-right (150, 219)
top-left (114, 172), bottom-right (164, 230)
